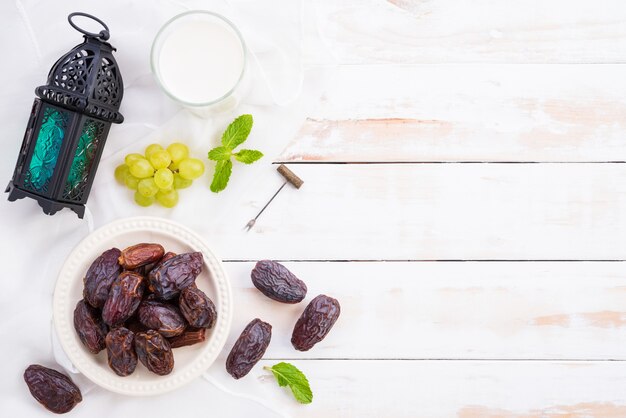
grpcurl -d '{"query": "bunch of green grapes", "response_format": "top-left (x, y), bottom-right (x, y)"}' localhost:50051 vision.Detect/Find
top-left (114, 143), bottom-right (205, 207)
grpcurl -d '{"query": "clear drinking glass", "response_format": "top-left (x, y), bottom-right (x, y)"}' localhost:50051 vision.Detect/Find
top-left (151, 11), bottom-right (249, 117)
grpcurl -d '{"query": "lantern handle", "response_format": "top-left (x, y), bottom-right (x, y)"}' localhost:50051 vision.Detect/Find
top-left (68, 12), bottom-right (110, 41)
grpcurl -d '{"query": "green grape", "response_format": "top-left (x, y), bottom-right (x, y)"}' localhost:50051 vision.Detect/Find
top-left (114, 164), bottom-right (129, 185)
top-left (149, 150), bottom-right (172, 170)
top-left (178, 158), bottom-right (205, 180)
top-left (137, 177), bottom-right (159, 197)
top-left (125, 153), bottom-right (144, 167)
top-left (124, 173), bottom-right (140, 190)
top-left (173, 173), bottom-right (193, 189)
top-left (156, 189), bottom-right (179, 208)
top-left (129, 158), bottom-right (154, 179)
top-left (145, 143), bottom-right (164, 159)
top-left (154, 168), bottom-right (174, 189)
top-left (167, 142), bottom-right (189, 164)
top-left (169, 161), bottom-right (180, 172)
top-left (157, 182), bottom-right (173, 192)
top-left (134, 191), bottom-right (154, 207)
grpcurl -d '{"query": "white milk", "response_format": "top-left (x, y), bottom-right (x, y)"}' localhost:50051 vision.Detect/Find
top-left (156, 16), bottom-right (245, 105)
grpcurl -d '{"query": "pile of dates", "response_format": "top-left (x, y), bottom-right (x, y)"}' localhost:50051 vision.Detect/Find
top-left (23, 257), bottom-right (339, 413)
top-left (75, 243), bottom-right (216, 377)
top-left (225, 260), bottom-right (340, 379)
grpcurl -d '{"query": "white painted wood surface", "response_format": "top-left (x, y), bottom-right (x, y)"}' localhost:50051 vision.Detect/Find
top-left (5, 0), bottom-right (626, 416)
top-left (303, 0), bottom-right (626, 64)
top-left (208, 163), bottom-right (626, 260)
top-left (225, 262), bottom-right (626, 360)
top-left (250, 0), bottom-right (626, 415)
top-left (254, 360), bottom-right (626, 418)
top-left (279, 65), bottom-right (626, 162)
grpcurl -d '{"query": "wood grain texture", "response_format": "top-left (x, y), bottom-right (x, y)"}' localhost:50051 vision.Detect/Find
top-left (279, 65), bottom-right (626, 162)
top-left (206, 164), bottom-right (626, 260)
top-left (223, 262), bottom-right (626, 360)
top-left (248, 360), bottom-right (626, 418)
top-left (304, 0), bottom-right (626, 64)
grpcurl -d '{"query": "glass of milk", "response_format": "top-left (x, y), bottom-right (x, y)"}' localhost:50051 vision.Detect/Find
top-left (151, 11), bottom-right (248, 116)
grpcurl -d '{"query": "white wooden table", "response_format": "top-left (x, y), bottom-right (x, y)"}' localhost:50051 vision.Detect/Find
top-left (262, 1), bottom-right (626, 416)
top-left (4, 0), bottom-right (626, 417)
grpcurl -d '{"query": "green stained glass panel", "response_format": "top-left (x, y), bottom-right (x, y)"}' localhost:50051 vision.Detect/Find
top-left (23, 106), bottom-right (69, 194)
top-left (63, 119), bottom-right (105, 201)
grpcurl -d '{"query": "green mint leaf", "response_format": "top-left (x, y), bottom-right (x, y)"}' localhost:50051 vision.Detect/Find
top-left (234, 149), bottom-right (263, 164)
top-left (208, 146), bottom-right (232, 161)
top-left (210, 159), bottom-right (232, 193)
top-left (264, 363), bottom-right (313, 404)
top-left (221, 114), bottom-right (253, 149)
top-left (207, 115), bottom-right (262, 193)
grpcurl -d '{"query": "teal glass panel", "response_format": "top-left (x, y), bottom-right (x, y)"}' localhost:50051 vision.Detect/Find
top-left (23, 106), bottom-right (69, 194)
top-left (63, 118), bottom-right (105, 201)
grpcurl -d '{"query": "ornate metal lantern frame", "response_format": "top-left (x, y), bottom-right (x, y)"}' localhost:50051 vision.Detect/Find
top-left (7, 12), bottom-right (124, 218)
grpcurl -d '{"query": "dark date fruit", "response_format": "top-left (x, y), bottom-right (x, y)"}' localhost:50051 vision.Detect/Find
top-left (140, 251), bottom-right (176, 276)
top-left (102, 271), bottom-right (145, 327)
top-left (168, 327), bottom-right (206, 348)
top-left (291, 294), bottom-right (340, 351)
top-left (74, 244), bottom-right (219, 380)
top-left (159, 251), bottom-right (177, 265)
top-left (135, 330), bottom-right (174, 375)
top-left (24, 365), bottom-right (82, 414)
top-left (83, 248), bottom-right (121, 308)
top-left (225, 318), bottom-right (272, 379)
top-left (138, 300), bottom-right (186, 337)
top-left (73, 300), bottom-right (107, 354)
top-left (179, 286), bottom-right (217, 328)
top-left (105, 327), bottom-right (137, 377)
top-left (125, 314), bottom-right (148, 334)
top-left (118, 243), bottom-right (165, 270)
top-left (251, 260), bottom-right (307, 304)
top-left (148, 252), bottom-right (203, 300)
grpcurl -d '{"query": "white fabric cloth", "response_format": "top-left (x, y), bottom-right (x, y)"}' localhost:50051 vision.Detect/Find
top-left (0, 0), bottom-right (320, 416)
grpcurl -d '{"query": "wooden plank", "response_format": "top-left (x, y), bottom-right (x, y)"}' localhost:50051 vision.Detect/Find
top-left (207, 360), bottom-right (626, 418)
top-left (203, 163), bottom-right (626, 260)
top-left (279, 65), bottom-right (626, 162)
top-left (80, 360), bottom-right (626, 417)
top-left (223, 262), bottom-right (626, 360)
top-left (304, 0), bottom-right (626, 64)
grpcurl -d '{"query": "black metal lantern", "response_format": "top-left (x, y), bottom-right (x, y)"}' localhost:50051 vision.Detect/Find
top-left (6, 12), bottom-right (124, 218)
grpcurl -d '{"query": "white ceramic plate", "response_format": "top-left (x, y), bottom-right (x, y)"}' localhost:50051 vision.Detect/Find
top-left (53, 217), bottom-right (233, 396)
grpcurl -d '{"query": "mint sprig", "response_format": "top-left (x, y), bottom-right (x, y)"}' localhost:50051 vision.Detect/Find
top-left (208, 115), bottom-right (263, 193)
top-left (264, 362), bottom-right (313, 404)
